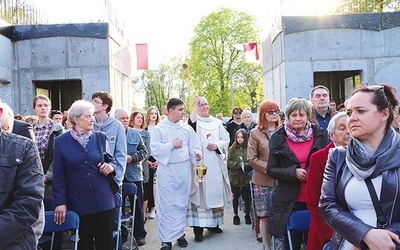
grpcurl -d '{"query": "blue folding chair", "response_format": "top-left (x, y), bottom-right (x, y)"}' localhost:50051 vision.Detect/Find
top-left (119, 183), bottom-right (138, 250)
top-left (286, 210), bottom-right (310, 250)
top-left (114, 192), bottom-right (123, 250)
top-left (40, 211), bottom-right (80, 250)
top-left (323, 241), bottom-right (331, 250)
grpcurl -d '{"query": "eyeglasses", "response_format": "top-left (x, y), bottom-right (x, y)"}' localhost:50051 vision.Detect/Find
top-left (92, 99), bottom-right (103, 105)
top-left (267, 110), bottom-right (280, 115)
top-left (233, 111), bottom-right (242, 115)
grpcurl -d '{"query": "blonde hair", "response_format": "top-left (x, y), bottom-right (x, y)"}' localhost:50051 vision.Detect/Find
top-left (145, 106), bottom-right (161, 126)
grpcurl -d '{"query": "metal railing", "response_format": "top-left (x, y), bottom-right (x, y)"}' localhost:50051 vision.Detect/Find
top-left (0, 0), bottom-right (126, 38)
top-left (0, 0), bottom-right (46, 25)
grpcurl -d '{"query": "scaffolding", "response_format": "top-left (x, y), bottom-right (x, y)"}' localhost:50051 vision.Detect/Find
top-left (0, 0), bottom-right (46, 25)
top-left (0, 0), bottom-right (126, 38)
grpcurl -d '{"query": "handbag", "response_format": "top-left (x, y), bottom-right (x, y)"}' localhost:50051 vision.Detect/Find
top-left (364, 177), bottom-right (387, 229)
top-left (95, 132), bottom-right (120, 194)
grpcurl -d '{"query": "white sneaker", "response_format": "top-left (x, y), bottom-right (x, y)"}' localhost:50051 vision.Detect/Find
top-left (149, 209), bottom-right (156, 219)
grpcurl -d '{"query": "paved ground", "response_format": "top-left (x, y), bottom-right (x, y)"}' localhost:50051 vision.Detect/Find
top-left (59, 204), bottom-right (263, 250)
top-left (137, 207), bottom-right (263, 250)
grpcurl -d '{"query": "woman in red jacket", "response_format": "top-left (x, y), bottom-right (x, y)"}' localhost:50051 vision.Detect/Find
top-left (306, 111), bottom-right (349, 250)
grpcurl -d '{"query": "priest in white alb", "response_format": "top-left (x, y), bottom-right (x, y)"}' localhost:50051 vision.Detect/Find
top-left (186, 96), bottom-right (232, 242)
top-left (151, 98), bottom-right (202, 250)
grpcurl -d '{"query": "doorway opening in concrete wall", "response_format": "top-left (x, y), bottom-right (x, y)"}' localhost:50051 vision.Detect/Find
top-left (313, 70), bottom-right (362, 106)
top-left (34, 80), bottom-right (82, 113)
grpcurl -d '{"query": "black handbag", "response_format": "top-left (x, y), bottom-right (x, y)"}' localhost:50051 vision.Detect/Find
top-left (95, 132), bottom-right (120, 194)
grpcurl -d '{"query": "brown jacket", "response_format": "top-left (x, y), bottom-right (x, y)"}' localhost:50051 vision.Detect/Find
top-left (247, 128), bottom-right (275, 187)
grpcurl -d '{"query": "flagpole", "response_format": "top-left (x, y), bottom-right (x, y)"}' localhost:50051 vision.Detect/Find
top-left (230, 42), bottom-right (260, 110)
top-left (230, 67), bottom-right (234, 109)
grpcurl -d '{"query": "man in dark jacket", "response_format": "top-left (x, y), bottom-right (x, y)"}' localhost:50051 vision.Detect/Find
top-left (309, 85), bottom-right (335, 130)
top-left (0, 101), bottom-right (44, 249)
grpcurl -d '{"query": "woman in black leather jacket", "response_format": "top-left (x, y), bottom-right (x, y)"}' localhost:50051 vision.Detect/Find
top-left (320, 84), bottom-right (400, 250)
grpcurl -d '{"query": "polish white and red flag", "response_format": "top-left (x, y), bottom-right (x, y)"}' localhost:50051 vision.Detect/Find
top-left (233, 42), bottom-right (260, 62)
top-left (135, 43), bottom-right (160, 70)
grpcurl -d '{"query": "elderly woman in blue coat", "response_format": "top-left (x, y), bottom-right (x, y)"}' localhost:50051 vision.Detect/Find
top-left (53, 100), bottom-right (118, 250)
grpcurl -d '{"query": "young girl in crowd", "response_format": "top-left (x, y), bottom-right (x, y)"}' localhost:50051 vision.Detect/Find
top-left (143, 106), bottom-right (162, 220)
top-left (227, 129), bottom-right (252, 226)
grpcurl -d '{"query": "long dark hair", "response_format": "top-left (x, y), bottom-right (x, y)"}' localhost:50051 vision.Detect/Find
top-left (231, 129), bottom-right (249, 155)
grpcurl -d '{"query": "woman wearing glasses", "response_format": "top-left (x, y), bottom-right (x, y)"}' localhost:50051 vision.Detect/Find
top-left (320, 84), bottom-right (400, 249)
top-left (226, 107), bottom-right (243, 146)
top-left (267, 98), bottom-right (329, 249)
top-left (247, 100), bottom-right (281, 250)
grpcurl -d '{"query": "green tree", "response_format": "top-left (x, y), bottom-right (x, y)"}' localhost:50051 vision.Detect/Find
top-left (137, 56), bottom-right (190, 112)
top-left (139, 67), bottom-right (173, 112)
top-left (333, 0), bottom-right (400, 14)
top-left (188, 7), bottom-right (262, 116)
top-left (232, 62), bottom-right (263, 113)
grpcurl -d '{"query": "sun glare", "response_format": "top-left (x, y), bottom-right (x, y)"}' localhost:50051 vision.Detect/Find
top-left (284, 0), bottom-right (342, 16)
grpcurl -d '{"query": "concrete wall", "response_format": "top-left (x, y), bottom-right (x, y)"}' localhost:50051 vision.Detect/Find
top-left (0, 31), bottom-right (13, 105)
top-left (263, 13), bottom-right (400, 108)
top-left (108, 32), bottom-right (134, 112)
top-left (13, 36), bottom-right (111, 114)
top-left (0, 22), bottom-right (135, 115)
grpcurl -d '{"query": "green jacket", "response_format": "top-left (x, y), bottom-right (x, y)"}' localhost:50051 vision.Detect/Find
top-left (227, 146), bottom-right (251, 187)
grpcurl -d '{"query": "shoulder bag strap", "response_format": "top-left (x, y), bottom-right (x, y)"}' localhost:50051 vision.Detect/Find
top-left (365, 177), bottom-right (387, 229)
top-left (95, 132), bottom-right (104, 164)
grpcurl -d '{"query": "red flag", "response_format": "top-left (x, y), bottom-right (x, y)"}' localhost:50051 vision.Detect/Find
top-left (135, 43), bottom-right (160, 70)
top-left (136, 44), bottom-right (149, 70)
top-left (233, 42), bottom-right (260, 62)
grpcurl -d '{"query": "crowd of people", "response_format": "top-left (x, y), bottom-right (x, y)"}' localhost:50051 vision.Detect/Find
top-left (1, 83), bottom-right (400, 250)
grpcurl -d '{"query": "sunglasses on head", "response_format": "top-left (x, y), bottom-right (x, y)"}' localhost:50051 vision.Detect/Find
top-left (366, 85), bottom-right (387, 98)
top-left (267, 110), bottom-right (280, 115)
top-left (367, 85), bottom-right (384, 91)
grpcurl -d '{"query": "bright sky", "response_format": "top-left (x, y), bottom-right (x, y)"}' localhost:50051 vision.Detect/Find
top-left (33, 0), bottom-right (342, 59)
top-left (31, 0), bottom-right (342, 108)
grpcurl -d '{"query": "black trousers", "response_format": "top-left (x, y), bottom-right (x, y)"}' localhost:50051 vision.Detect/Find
top-left (143, 168), bottom-right (155, 208)
top-left (78, 209), bottom-right (114, 250)
top-left (231, 186), bottom-right (251, 215)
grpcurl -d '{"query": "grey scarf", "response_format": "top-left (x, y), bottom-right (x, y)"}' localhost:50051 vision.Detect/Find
top-left (346, 127), bottom-right (400, 180)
